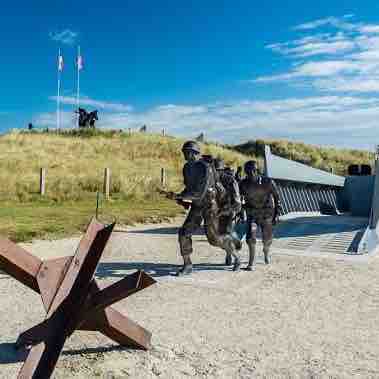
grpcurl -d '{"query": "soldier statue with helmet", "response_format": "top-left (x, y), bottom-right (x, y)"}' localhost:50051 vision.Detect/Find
top-left (165, 141), bottom-right (242, 276)
top-left (213, 158), bottom-right (242, 266)
top-left (239, 160), bottom-right (281, 270)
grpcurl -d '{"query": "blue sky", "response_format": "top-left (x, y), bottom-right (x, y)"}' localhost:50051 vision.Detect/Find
top-left (2, 1), bottom-right (379, 149)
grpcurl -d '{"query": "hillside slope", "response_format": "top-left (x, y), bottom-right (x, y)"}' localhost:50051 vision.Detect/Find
top-left (0, 130), bottom-right (374, 241)
top-left (1, 130), bottom-right (248, 201)
top-left (233, 139), bottom-right (373, 175)
top-left (0, 130), bottom-right (248, 240)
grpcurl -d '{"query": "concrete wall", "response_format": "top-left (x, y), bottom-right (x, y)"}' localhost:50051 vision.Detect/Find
top-left (342, 176), bottom-right (375, 217)
top-left (370, 164), bottom-right (379, 229)
top-left (358, 164), bottom-right (379, 254)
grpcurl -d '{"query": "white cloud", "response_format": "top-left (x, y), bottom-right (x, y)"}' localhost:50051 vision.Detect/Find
top-left (254, 16), bottom-right (379, 94)
top-left (293, 16), bottom-right (356, 31)
top-left (49, 30), bottom-right (78, 45)
top-left (34, 111), bottom-right (75, 129)
top-left (49, 96), bottom-right (133, 112)
top-left (33, 96), bottom-right (379, 149)
top-left (289, 40), bottom-right (355, 57)
top-left (256, 60), bottom-right (358, 83)
top-left (315, 76), bottom-right (379, 92)
top-left (358, 25), bottom-right (379, 34)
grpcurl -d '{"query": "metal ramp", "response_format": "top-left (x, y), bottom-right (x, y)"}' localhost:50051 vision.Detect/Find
top-left (271, 215), bottom-right (368, 255)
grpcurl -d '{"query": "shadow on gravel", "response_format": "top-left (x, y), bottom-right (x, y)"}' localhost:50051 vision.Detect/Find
top-left (61, 345), bottom-right (137, 356)
top-left (0, 342), bottom-right (135, 364)
top-left (0, 342), bottom-right (27, 364)
top-left (274, 216), bottom-right (367, 239)
top-left (130, 226), bottom-right (203, 235)
top-left (129, 217), bottom-right (367, 241)
top-left (96, 261), bottom-right (235, 279)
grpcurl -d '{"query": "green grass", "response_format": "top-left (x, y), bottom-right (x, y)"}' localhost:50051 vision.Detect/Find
top-left (0, 196), bottom-right (182, 242)
top-left (0, 130), bottom-right (248, 241)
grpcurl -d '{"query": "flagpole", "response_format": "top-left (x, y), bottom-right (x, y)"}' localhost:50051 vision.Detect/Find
top-left (57, 48), bottom-right (61, 130)
top-left (76, 45), bottom-right (80, 128)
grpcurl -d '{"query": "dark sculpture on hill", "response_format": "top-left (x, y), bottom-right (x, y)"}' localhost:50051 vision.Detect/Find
top-left (195, 132), bottom-right (204, 142)
top-left (76, 108), bottom-right (98, 129)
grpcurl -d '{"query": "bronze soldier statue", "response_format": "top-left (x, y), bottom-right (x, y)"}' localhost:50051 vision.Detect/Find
top-left (214, 159), bottom-right (242, 266)
top-left (239, 160), bottom-right (281, 271)
top-left (235, 166), bottom-right (243, 183)
top-left (169, 141), bottom-right (241, 276)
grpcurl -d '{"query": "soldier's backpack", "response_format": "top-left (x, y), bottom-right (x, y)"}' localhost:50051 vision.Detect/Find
top-left (200, 155), bottom-right (227, 205)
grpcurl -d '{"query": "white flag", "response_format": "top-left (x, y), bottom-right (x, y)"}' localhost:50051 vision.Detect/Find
top-left (77, 54), bottom-right (83, 71)
top-left (58, 54), bottom-right (64, 71)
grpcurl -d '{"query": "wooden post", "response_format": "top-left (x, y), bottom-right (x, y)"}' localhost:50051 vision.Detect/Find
top-left (161, 168), bottom-right (166, 187)
top-left (162, 128), bottom-right (165, 136)
top-left (128, 128), bottom-right (132, 136)
top-left (104, 168), bottom-right (111, 200)
top-left (39, 168), bottom-right (46, 196)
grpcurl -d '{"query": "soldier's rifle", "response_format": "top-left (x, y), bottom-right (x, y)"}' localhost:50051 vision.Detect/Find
top-left (158, 189), bottom-right (192, 209)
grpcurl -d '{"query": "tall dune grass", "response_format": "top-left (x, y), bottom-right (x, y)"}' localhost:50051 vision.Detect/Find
top-left (0, 131), bottom-right (249, 202)
top-left (0, 129), bottom-right (374, 241)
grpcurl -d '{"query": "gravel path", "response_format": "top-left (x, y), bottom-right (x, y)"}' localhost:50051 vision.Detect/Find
top-left (1, 217), bottom-right (379, 378)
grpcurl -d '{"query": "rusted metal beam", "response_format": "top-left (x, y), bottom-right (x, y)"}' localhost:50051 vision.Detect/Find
top-left (0, 237), bottom-right (42, 293)
top-left (37, 256), bottom-right (73, 313)
top-left (81, 306), bottom-right (152, 350)
top-left (0, 217), bottom-right (156, 378)
top-left (87, 271), bottom-right (156, 313)
top-left (18, 329), bottom-right (67, 379)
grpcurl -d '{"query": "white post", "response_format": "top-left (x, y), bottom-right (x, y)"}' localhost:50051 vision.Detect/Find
top-left (104, 168), bottom-right (111, 200)
top-left (161, 168), bottom-right (166, 187)
top-left (40, 168), bottom-right (46, 196)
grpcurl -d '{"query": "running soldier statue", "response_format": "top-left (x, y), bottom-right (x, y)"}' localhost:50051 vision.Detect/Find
top-left (239, 160), bottom-right (281, 271)
top-left (235, 166), bottom-right (243, 183)
top-left (167, 142), bottom-right (241, 276)
top-left (214, 158), bottom-right (242, 266)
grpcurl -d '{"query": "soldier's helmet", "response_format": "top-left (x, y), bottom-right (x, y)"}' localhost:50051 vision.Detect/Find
top-left (244, 160), bottom-right (257, 173)
top-left (201, 154), bottom-right (213, 163)
top-left (182, 140), bottom-right (201, 154)
top-left (214, 158), bottom-right (225, 170)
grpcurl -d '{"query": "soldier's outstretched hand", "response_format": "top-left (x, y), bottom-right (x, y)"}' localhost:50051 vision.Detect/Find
top-left (272, 214), bottom-right (280, 225)
top-left (176, 199), bottom-right (191, 209)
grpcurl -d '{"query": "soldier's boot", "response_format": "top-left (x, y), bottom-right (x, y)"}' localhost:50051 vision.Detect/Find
top-left (223, 236), bottom-right (241, 265)
top-left (225, 254), bottom-right (232, 266)
top-left (177, 232), bottom-right (194, 276)
top-left (224, 239), bottom-right (240, 272)
top-left (233, 255), bottom-right (241, 272)
top-left (231, 246), bottom-right (241, 272)
top-left (263, 240), bottom-right (272, 265)
top-left (245, 241), bottom-right (257, 271)
top-left (176, 255), bottom-right (193, 276)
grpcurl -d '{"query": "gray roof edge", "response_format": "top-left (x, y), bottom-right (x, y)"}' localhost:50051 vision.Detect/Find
top-left (264, 145), bottom-right (345, 187)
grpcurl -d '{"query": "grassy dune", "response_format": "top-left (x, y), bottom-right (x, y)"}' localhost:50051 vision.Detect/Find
top-left (2, 131), bottom-right (248, 201)
top-left (234, 139), bottom-right (373, 175)
top-left (0, 129), bottom-right (373, 241)
top-left (0, 130), bottom-right (248, 241)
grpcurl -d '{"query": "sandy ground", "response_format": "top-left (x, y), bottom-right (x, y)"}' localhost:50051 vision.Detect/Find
top-left (1, 217), bottom-right (379, 378)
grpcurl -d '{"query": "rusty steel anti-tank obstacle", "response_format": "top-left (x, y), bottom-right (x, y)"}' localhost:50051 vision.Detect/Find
top-left (0, 217), bottom-right (156, 378)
